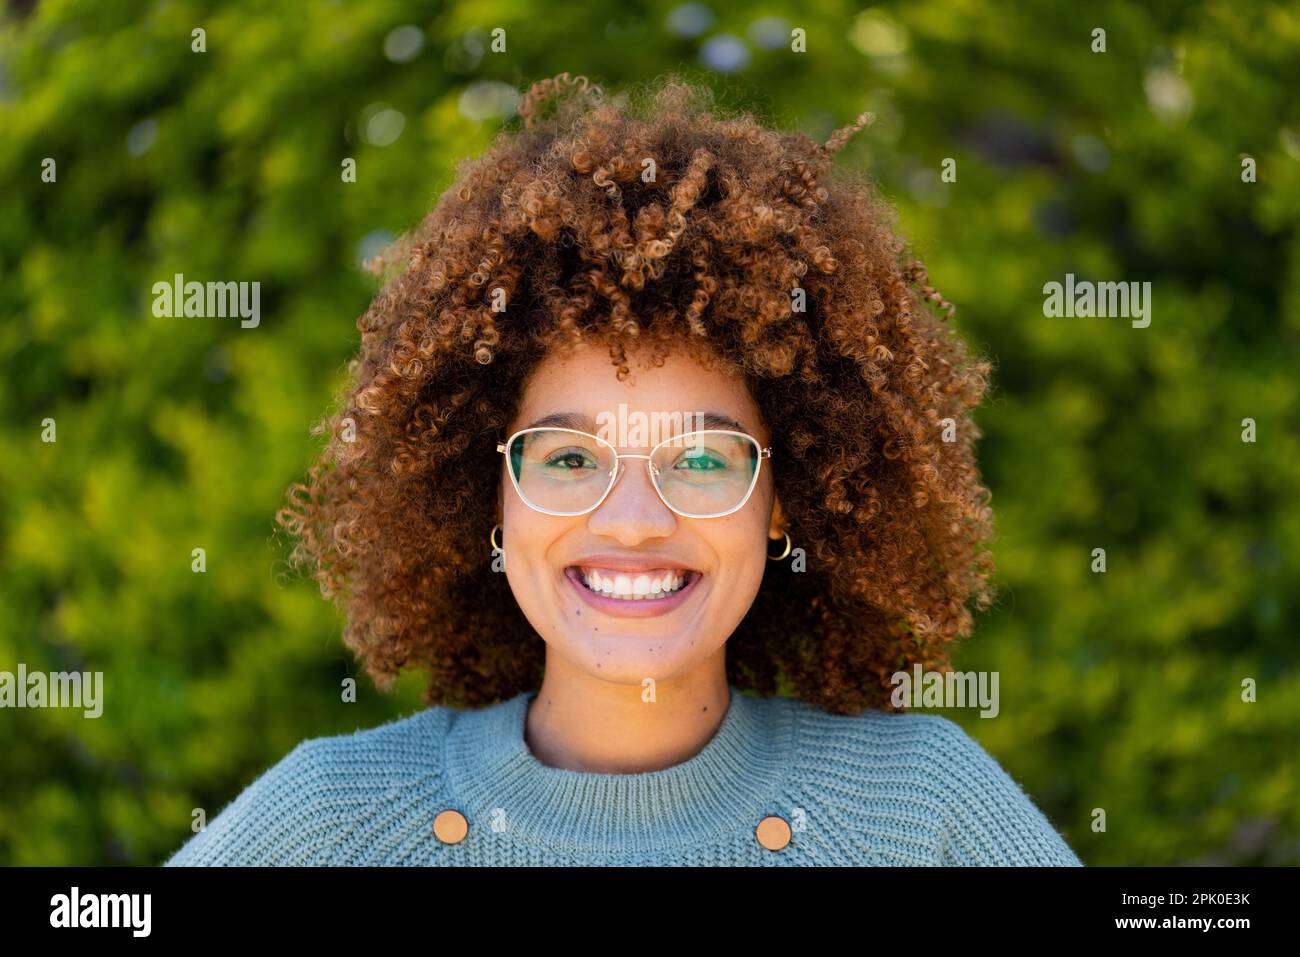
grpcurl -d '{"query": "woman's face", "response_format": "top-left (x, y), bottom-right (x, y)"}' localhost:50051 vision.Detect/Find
top-left (499, 341), bottom-right (784, 686)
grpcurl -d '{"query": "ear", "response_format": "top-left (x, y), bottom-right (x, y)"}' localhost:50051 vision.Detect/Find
top-left (768, 492), bottom-right (786, 540)
top-left (496, 463), bottom-right (506, 523)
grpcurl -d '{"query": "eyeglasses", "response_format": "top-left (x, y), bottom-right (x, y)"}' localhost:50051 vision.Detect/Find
top-left (497, 427), bottom-right (772, 518)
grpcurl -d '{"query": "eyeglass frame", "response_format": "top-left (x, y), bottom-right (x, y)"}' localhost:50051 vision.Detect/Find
top-left (496, 426), bottom-right (772, 519)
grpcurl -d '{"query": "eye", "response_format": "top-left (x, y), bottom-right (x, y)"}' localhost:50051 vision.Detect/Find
top-left (544, 447), bottom-right (599, 470)
top-left (674, 448), bottom-right (727, 470)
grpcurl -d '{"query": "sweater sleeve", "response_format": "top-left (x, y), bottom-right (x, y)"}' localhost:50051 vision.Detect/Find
top-left (162, 739), bottom-right (333, 866)
top-left (921, 715), bottom-right (1083, 866)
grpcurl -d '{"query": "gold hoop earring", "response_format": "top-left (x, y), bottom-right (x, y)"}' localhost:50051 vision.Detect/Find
top-left (490, 523), bottom-right (502, 551)
top-left (767, 530), bottom-right (791, 561)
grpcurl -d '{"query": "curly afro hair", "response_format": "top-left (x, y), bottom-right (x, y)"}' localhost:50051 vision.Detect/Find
top-left (277, 72), bottom-right (996, 715)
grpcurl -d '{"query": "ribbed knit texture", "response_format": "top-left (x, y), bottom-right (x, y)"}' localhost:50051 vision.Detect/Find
top-left (163, 685), bottom-right (1083, 866)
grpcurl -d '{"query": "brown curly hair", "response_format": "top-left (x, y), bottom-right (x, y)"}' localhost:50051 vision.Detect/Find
top-left (277, 72), bottom-right (996, 715)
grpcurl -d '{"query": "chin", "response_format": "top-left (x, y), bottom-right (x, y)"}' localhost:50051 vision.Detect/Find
top-left (561, 626), bottom-right (700, 682)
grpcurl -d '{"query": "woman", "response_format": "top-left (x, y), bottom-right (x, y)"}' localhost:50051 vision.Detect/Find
top-left (165, 73), bottom-right (1082, 866)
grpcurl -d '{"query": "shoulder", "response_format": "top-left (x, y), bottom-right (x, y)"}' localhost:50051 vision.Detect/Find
top-left (783, 700), bottom-right (1082, 866)
top-left (163, 707), bottom-right (454, 866)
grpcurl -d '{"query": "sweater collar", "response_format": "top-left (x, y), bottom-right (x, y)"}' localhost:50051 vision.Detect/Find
top-left (443, 684), bottom-right (797, 854)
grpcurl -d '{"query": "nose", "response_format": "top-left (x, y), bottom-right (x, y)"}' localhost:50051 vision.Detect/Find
top-left (586, 456), bottom-right (677, 544)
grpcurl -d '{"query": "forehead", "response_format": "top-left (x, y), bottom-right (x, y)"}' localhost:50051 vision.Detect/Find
top-left (511, 342), bottom-right (764, 436)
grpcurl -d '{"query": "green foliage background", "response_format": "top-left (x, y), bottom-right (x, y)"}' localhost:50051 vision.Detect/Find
top-left (2, 0), bottom-right (1297, 866)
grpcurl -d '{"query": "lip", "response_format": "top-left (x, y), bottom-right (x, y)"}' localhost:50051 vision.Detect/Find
top-left (564, 566), bottom-right (703, 619)
top-left (567, 554), bottom-right (699, 574)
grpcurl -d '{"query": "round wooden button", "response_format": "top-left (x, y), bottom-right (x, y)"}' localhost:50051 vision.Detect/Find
top-left (433, 809), bottom-right (468, 844)
top-left (755, 814), bottom-right (791, 851)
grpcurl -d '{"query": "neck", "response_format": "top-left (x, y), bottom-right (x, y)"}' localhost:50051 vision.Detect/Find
top-left (524, 648), bottom-right (730, 774)
top-left (442, 667), bottom-right (798, 852)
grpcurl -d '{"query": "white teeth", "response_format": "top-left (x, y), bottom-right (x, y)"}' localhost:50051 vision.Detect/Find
top-left (576, 567), bottom-right (692, 600)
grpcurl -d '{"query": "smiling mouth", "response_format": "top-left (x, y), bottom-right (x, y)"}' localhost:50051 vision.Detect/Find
top-left (567, 566), bottom-right (701, 601)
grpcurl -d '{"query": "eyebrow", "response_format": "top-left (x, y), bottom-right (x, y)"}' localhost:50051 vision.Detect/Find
top-left (523, 410), bottom-right (751, 434)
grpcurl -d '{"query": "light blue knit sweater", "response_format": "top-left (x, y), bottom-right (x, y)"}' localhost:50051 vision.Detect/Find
top-left (163, 685), bottom-right (1082, 866)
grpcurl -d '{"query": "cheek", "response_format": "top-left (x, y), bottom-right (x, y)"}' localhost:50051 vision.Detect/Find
top-left (500, 501), bottom-right (570, 608)
top-left (706, 518), bottom-right (769, 600)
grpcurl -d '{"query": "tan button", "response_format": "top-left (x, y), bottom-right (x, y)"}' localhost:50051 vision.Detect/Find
top-left (433, 809), bottom-right (468, 844)
top-left (755, 814), bottom-right (791, 851)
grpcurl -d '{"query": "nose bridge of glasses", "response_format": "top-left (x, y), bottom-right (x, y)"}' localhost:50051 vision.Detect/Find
top-left (592, 455), bottom-right (668, 521)
top-left (610, 452), bottom-right (660, 490)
